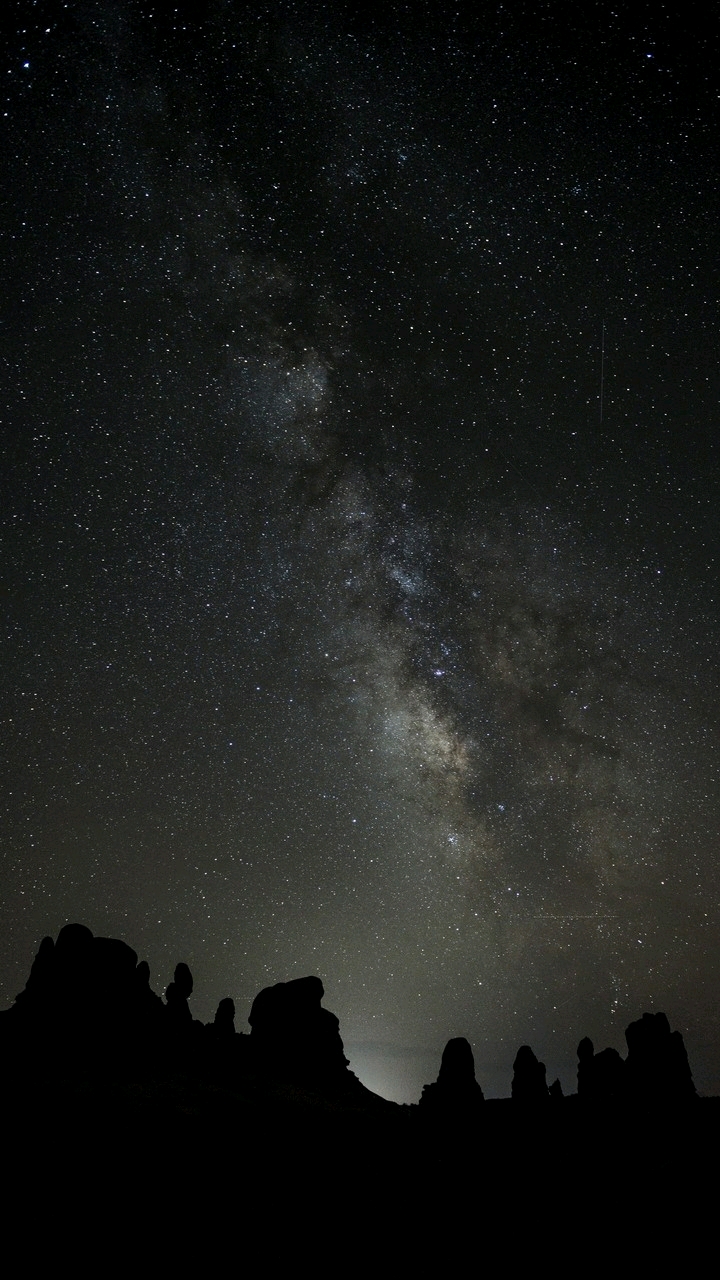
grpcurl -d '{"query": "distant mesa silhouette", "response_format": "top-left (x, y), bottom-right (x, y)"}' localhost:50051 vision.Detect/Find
top-left (511, 1045), bottom-right (549, 1103)
top-left (419, 1036), bottom-right (485, 1113)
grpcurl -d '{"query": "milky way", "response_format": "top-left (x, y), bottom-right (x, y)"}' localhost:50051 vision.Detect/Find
top-left (1, 2), bottom-right (718, 1099)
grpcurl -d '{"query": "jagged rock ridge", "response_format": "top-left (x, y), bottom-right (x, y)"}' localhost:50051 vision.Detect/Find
top-left (0, 924), bottom-right (700, 1110)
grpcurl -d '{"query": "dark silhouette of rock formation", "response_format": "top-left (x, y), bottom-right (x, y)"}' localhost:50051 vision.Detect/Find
top-left (248, 974), bottom-right (353, 1091)
top-left (511, 1044), bottom-right (549, 1102)
top-left (419, 1036), bottom-right (485, 1114)
top-left (0, 924), bottom-right (377, 1106)
top-left (576, 1015), bottom-right (695, 1105)
top-left (0, 922), bottom-right (703, 1132)
top-left (0, 922), bottom-right (165, 1077)
top-left (165, 961), bottom-right (195, 1027)
top-left (577, 1035), bottom-right (594, 1092)
top-left (625, 1011), bottom-right (696, 1103)
top-left (577, 1036), bottom-right (625, 1103)
top-left (0, 922), bottom-right (710, 1271)
top-left (213, 996), bottom-right (236, 1036)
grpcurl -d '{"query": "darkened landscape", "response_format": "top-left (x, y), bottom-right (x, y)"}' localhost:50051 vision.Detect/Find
top-left (2, 923), bottom-right (717, 1262)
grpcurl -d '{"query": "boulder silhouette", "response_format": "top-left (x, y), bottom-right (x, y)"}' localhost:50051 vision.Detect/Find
top-left (419, 1036), bottom-right (484, 1113)
top-left (511, 1044), bottom-right (549, 1103)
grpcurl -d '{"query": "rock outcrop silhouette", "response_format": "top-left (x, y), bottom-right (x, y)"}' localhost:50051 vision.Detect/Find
top-left (576, 1015), bottom-right (696, 1105)
top-left (0, 923), bottom-right (710, 1271)
top-left (0, 924), bottom-right (380, 1111)
top-left (419, 1036), bottom-right (485, 1114)
top-left (625, 1011), bottom-right (696, 1103)
top-left (212, 996), bottom-right (236, 1036)
top-left (511, 1044), bottom-right (549, 1103)
top-left (248, 974), bottom-right (352, 1090)
top-left (1, 922), bottom-right (165, 1077)
top-left (577, 1036), bottom-right (625, 1103)
top-left (165, 961), bottom-right (195, 1028)
top-left (0, 923), bottom-right (702, 1124)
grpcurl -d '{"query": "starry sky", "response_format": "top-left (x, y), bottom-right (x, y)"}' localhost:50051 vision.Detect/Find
top-left (1, 0), bottom-right (719, 1100)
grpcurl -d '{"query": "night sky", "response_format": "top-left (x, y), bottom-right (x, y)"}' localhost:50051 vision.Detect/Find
top-left (2, 0), bottom-right (719, 1100)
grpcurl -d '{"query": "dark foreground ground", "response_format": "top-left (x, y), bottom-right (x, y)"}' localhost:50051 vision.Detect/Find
top-left (3, 1075), bottom-right (717, 1268)
top-left (2, 924), bottom-right (715, 1267)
